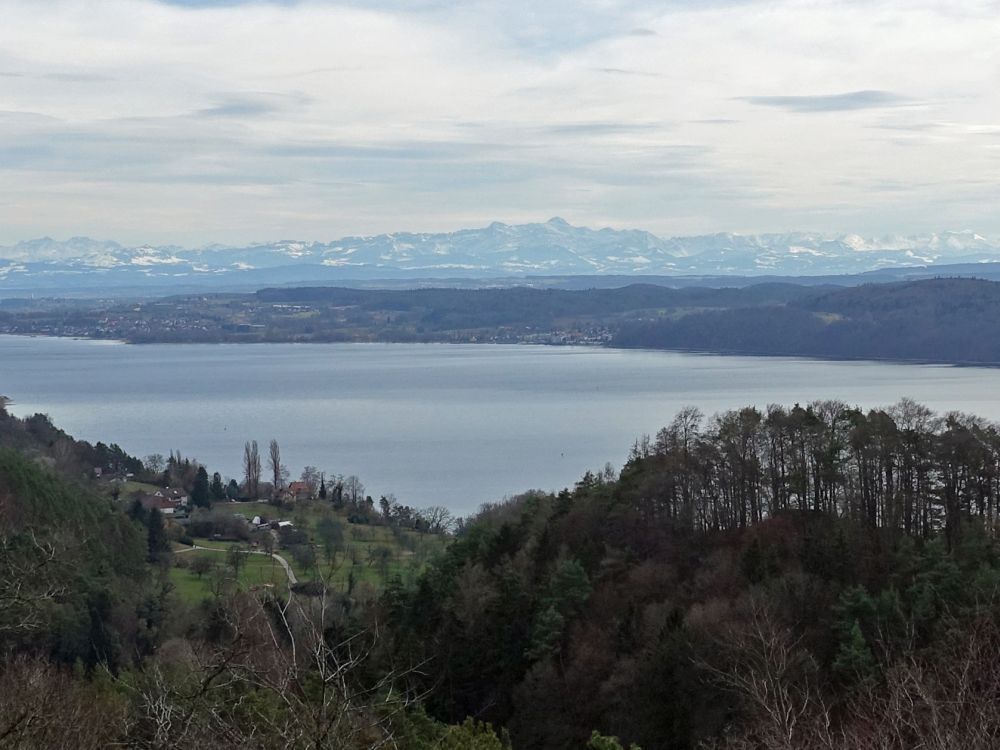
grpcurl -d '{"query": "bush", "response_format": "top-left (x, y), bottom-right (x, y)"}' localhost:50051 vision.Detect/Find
top-left (291, 580), bottom-right (326, 597)
top-left (187, 508), bottom-right (248, 541)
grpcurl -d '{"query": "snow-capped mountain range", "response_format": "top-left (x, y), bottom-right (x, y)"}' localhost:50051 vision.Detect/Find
top-left (2, 218), bottom-right (999, 293)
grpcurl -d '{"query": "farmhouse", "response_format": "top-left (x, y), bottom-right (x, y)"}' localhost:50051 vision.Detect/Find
top-left (287, 481), bottom-right (313, 501)
top-left (138, 487), bottom-right (189, 515)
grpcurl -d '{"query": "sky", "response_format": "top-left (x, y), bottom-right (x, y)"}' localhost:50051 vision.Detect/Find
top-left (1, 0), bottom-right (999, 246)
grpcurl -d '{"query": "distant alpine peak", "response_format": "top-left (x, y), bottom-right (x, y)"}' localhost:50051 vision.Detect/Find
top-left (2, 221), bottom-right (1000, 288)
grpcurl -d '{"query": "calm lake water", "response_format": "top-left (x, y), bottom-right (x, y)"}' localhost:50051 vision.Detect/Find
top-left (3, 335), bottom-right (1000, 514)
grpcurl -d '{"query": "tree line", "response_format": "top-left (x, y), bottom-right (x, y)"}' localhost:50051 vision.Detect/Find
top-left (234, 437), bottom-right (454, 531)
top-left (381, 400), bottom-right (1000, 748)
top-left (621, 398), bottom-right (1000, 546)
top-left (8, 395), bottom-right (1000, 748)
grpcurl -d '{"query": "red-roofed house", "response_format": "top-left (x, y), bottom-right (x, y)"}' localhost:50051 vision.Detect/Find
top-left (138, 488), bottom-right (189, 515)
top-left (287, 481), bottom-right (313, 501)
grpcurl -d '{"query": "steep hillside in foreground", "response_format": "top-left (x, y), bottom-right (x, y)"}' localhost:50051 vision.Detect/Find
top-left (384, 399), bottom-right (1000, 749)
top-left (0, 447), bottom-right (150, 667)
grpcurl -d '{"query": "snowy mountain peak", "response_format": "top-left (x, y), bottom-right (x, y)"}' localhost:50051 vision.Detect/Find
top-left (2, 221), bottom-right (1000, 292)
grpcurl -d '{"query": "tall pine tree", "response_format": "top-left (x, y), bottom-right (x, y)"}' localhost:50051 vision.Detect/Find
top-left (210, 471), bottom-right (226, 501)
top-left (191, 466), bottom-right (211, 508)
top-left (146, 508), bottom-right (171, 565)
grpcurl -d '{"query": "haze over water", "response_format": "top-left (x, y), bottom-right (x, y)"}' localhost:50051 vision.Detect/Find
top-left (3, 335), bottom-right (1000, 515)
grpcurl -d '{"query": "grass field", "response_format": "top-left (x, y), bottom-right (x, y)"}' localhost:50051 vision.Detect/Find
top-left (169, 498), bottom-right (450, 602)
top-left (170, 548), bottom-right (290, 601)
top-left (115, 480), bottom-right (162, 497)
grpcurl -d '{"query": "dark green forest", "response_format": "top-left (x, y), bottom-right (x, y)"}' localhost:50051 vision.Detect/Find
top-left (3, 397), bottom-right (1000, 748)
top-left (615, 278), bottom-right (1000, 363)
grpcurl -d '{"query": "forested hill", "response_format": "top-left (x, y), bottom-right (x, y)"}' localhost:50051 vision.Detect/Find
top-left (0, 278), bottom-right (1000, 364)
top-left (615, 277), bottom-right (1000, 363)
top-left (0, 401), bottom-right (151, 678)
top-left (0, 281), bottom-right (829, 345)
top-left (254, 282), bottom-right (821, 319)
top-left (4, 398), bottom-right (1000, 747)
top-left (5, 276), bottom-right (1000, 363)
top-left (388, 399), bottom-right (1000, 749)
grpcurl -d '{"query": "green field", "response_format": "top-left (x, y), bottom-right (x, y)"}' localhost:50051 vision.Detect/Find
top-left (114, 480), bottom-right (162, 497)
top-left (170, 548), bottom-right (291, 601)
top-left (169, 499), bottom-right (449, 602)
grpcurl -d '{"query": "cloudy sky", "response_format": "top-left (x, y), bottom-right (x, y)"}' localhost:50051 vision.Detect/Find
top-left (1, 0), bottom-right (999, 245)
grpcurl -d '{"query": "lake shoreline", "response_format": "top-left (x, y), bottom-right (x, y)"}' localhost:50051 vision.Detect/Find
top-left (6, 337), bottom-right (1000, 514)
top-left (3, 329), bottom-right (999, 370)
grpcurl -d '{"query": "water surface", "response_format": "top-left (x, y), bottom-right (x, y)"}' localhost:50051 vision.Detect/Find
top-left (3, 336), bottom-right (999, 514)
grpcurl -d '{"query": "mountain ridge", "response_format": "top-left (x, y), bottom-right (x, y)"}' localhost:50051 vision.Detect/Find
top-left (2, 219), bottom-right (1000, 293)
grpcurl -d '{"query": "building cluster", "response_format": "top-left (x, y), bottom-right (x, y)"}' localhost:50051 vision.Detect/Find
top-left (138, 487), bottom-right (189, 516)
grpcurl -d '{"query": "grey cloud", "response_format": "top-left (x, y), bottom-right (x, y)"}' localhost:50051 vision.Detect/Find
top-left (0, 70), bottom-right (112, 82)
top-left (538, 121), bottom-right (670, 135)
top-left (0, 110), bottom-right (61, 124)
top-left (161, 0), bottom-right (456, 8)
top-left (0, 116), bottom-right (254, 181)
top-left (162, 0), bottom-right (639, 56)
top-left (267, 66), bottom-right (361, 79)
top-left (42, 72), bottom-right (113, 83)
top-left (596, 67), bottom-right (661, 77)
top-left (194, 91), bottom-right (311, 118)
top-left (872, 121), bottom-right (941, 132)
top-left (262, 139), bottom-right (526, 161)
top-left (158, 0), bottom-right (300, 6)
top-left (739, 90), bottom-right (908, 112)
top-left (400, 119), bottom-right (672, 138)
top-left (197, 99), bottom-right (281, 118)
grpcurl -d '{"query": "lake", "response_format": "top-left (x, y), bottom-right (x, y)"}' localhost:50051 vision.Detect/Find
top-left (3, 335), bottom-right (1000, 515)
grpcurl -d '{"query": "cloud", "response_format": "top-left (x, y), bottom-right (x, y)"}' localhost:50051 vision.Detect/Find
top-left (739, 90), bottom-right (909, 113)
top-left (0, 70), bottom-right (112, 82)
top-left (872, 121), bottom-right (941, 131)
top-left (538, 121), bottom-right (670, 135)
top-left (196, 98), bottom-right (280, 118)
top-left (596, 67), bottom-right (661, 77)
top-left (42, 72), bottom-right (114, 82)
top-left (194, 92), bottom-right (310, 118)
top-left (0, 0), bottom-right (998, 244)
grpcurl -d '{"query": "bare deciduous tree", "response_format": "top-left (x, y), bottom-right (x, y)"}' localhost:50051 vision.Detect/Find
top-left (120, 584), bottom-right (428, 748)
top-left (301, 466), bottom-right (321, 497)
top-left (268, 439), bottom-right (280, 485)
top-left (0, 656), bottom-right (129, 748)
top-left (700, 602), bottom-right (1000, 750)
top-left (268, 439), bottom-right (285, 493)
top-left (698, 600), bottom-right (832, 750)
top-left (419, 505), bottom-right (455, 534)
top-left (837, 613), bottom-right (1000, 750)
top-left (243, 440), bottom-right (261, 498)
top-left (144, 453), bottom-right (166, 475)
top-left (0, 532), bottom-right (65, 635)
top-left (343, 475), bottom-right (365, 508)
